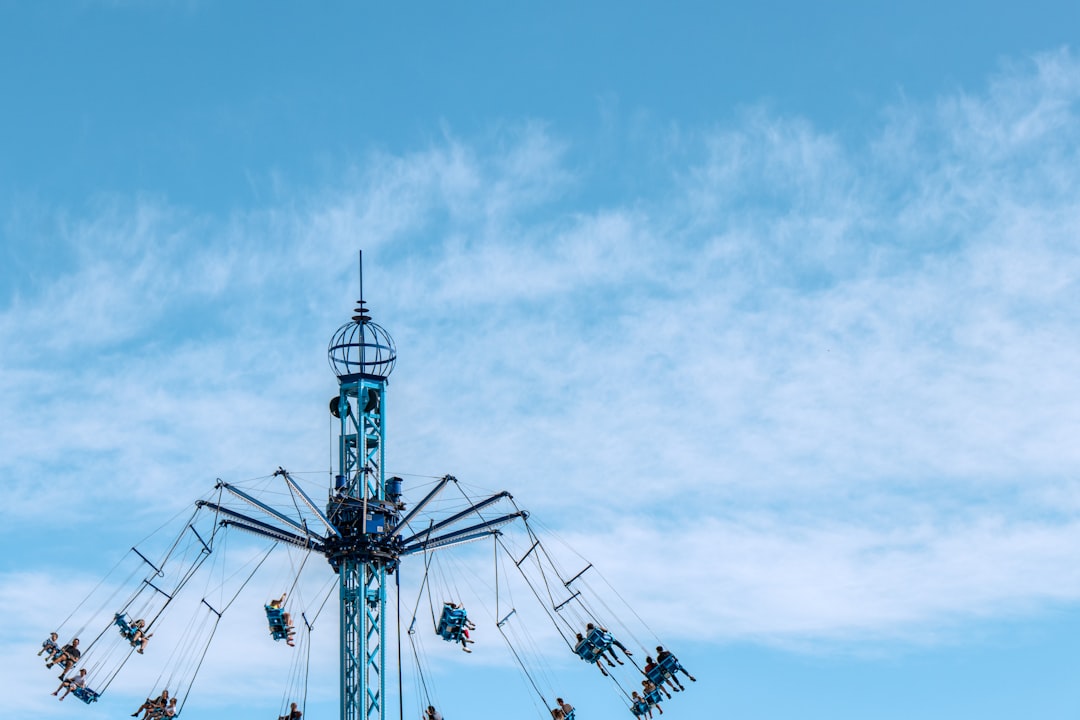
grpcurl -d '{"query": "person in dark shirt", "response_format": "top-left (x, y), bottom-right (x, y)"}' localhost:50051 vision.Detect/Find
top-left (132, 689), bottom-right (169, 718)
top-left (655, 646), bottom-right (696, 684)
top-left (48, 637), bottom-right (81, 676)
top-left (278, 701), bottom-right (302, 720)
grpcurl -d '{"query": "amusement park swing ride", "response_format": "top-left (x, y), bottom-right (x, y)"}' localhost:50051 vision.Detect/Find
top-left (36, 259), bottom-right (698, 720)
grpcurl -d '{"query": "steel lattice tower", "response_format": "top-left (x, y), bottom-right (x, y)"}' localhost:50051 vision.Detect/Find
top-left (326, 294), bottom-right (398, 720)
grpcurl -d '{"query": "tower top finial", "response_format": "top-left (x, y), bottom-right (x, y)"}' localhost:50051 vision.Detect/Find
top-left (328, 251), bottom-right (396, 381)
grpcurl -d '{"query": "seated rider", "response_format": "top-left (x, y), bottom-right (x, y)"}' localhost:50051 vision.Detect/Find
top-left (422, 705), bottom-right (444, 720)
top-left (641, 680), bottom-right (665, 715)
top-left (556, 697), bottom-right (574, 720)
top-left (643, 656), bottom-right (681, 694)
top-left (39, 632), bottom-right (61, 659)
top-left (48, 637), bottom-right (81, 676)
top-left (131, 618), bottom-right (154, 654)
top-left (267, 593), bottom-right (296, 647)
top-left (630, 691), bottom-right (654, 718)
top-left (132, 689), bottom-right (169, 718)
top-left (278, 700), bottom-right (302, 720)
top-left (52, 668), bottom-right (88, 701)
top-left (147, 697), bottom-right (178, 719)
top-left (643, 677), bottom-right (670, 701)
top-left (586, 622), bottom-right (632, 665)
top-left (655, 646), bottom-right (696, 687)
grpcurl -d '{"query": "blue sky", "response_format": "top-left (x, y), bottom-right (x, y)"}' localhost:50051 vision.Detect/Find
top-left (3, 2), bottom-right (1080, 719)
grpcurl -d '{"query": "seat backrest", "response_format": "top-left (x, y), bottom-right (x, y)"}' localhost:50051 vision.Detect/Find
top-left (587, 628), bottom-right (613, 647)
top-left (440, 606), bottom-right (466, 625)
top-left (574, 641), bottom-right (599, 662)
top-left (115, 614), bottom-right (136, 636)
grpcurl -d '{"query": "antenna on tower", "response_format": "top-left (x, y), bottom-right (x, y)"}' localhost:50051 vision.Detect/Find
top-left (352, 250), bottom-right (371, 325)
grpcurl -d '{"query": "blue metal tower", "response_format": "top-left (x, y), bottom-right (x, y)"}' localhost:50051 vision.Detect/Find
top-left (195, 262), bottom-right (525, 720)
top-left (322, 291), bottom-right (524, 720)
top-left (325, 296), bottom-right (397, 720)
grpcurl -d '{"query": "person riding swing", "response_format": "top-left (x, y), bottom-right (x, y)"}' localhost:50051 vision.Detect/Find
top-left (438, 601), bottom-right (475, 652)
top-left (266, 592), bottom-right (296, 646)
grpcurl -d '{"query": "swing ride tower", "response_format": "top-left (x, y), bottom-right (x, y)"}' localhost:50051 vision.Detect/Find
top-left (321, 274), bottom-right (525, 720)
top-left (41, 255), bottom-right (694, 720)
top-left (325, 295), bottom-right (397, 720)
top-left (183, 258), bottom-right (527, 720)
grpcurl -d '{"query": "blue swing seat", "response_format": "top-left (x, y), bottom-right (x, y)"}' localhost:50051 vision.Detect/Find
top-left (573, 638), bottom-right (602, 663)
top-left (657, 654), bottom-right (681, 675)
top-left (265, 605), bottom-right (290, 640)
top-left (115, 613), bottom-right (140, 642)
top-left (42, 639), bottom-right (60, 658)
top-left (586, 627), bottom-right (615, 653)
top-left (437, 605), bottom-right (468, 641)
top-left (631, 700), bottom-right (649, 717)
top-left (564, 711), bottom-right (576, 720)
top-left (72, 686), bottom-right (100, 704)
top-left (644, 689), bottom-right (662, 706)
top-left (647, 655), bottom-right (686, 687)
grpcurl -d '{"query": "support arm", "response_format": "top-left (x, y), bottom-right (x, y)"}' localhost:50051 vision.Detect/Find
top-left (398, 491), bottom-right (512, 546)
top-left (197, 500), bottom-right (324, 551)
top-left (278, 468), bottom-right (342, 538)
top-left (217, 482), bottom-right (311, 537)
top-left (400, 511), bottom-right (526, 555)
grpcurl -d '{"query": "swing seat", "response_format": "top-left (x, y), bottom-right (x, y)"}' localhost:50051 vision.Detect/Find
top-left (437, 606), bottom-right (468, 641)
top-left (72, 686), bottom-right (100, 704)
top-left (586, 627), bottom-right (614, 653)
top-left (564, 711), bottom-right (576, 720)
top-left (645, 665), bottom-right (666, 685)
top-left (631, 700), bottom-right (649, 717)
top-left (265, 606), bottom-right (290, 640)
top-left (573, 639), bottom-right (601, 663)
top-left (115, 613), bottom-right (138, 641)
top-left (657, 654), bottom-right (681, 675)
top-left (440, 606), bottom-right (468, 625)
top-left (644, 689), bottom-right (662, 706)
